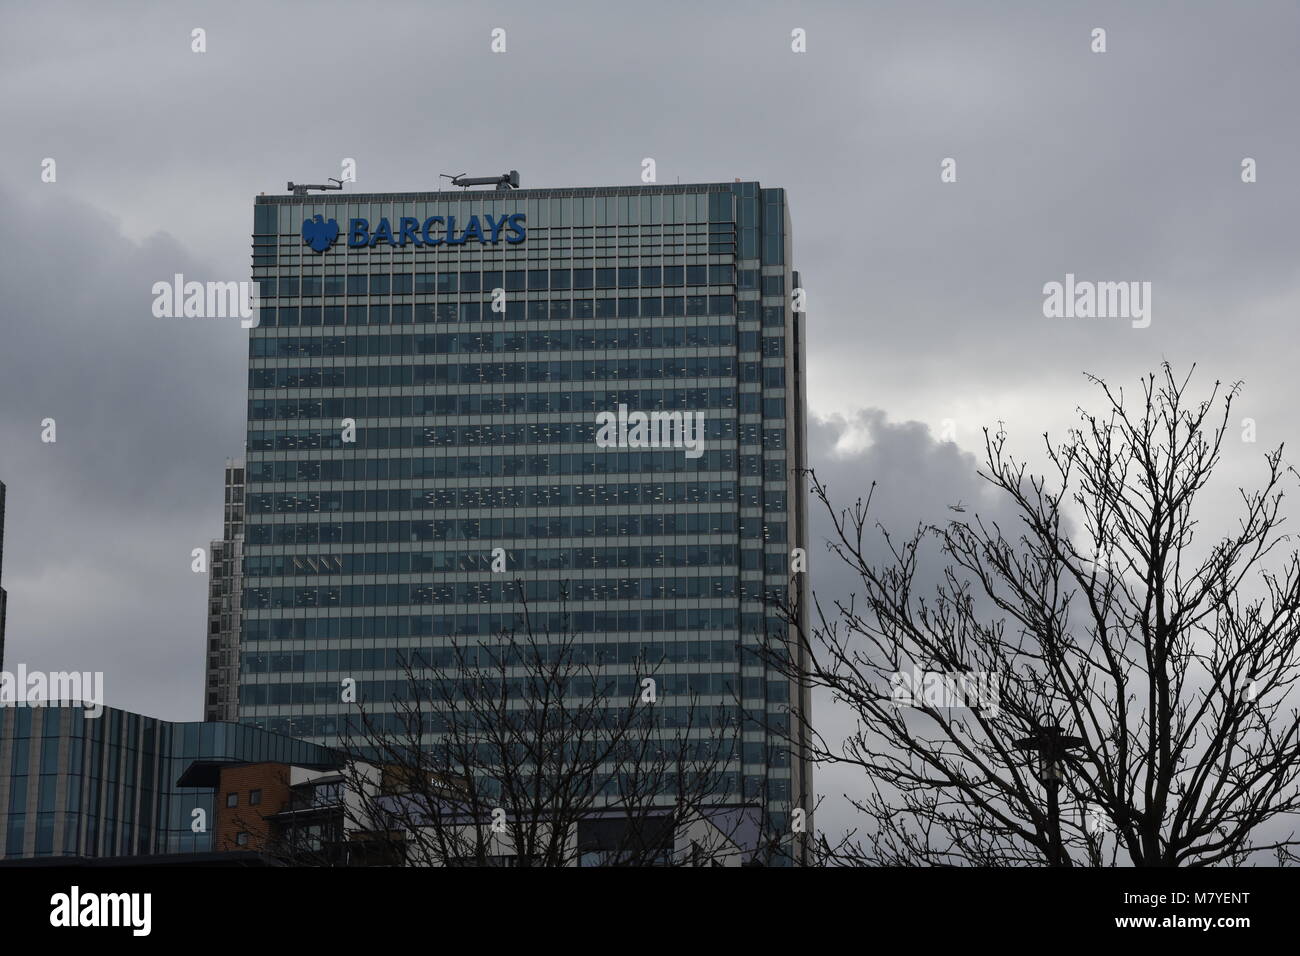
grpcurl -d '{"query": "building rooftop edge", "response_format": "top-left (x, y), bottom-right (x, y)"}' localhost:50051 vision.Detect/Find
top-left (255, 181), bottom-right (771, 204)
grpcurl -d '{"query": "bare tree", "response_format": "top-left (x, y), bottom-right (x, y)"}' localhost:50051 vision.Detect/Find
top-left (318, 595), bottom-right (783, 866)
top-left (768, 364), bottom-right (1300, 866)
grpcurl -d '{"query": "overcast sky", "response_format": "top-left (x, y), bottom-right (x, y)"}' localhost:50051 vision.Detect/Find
top-left (2, 1), bottom-right (1298, 844)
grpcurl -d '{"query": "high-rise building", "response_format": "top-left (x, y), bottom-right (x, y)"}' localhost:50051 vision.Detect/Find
top-left (203, 458), bottom-right (245, 721)
top-left (238, 180), bottom-right (811, 861)
top-left (0, 480), bottom-right (7, 671)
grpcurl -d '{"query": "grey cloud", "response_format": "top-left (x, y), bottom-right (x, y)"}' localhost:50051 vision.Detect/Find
top-left (0, 183), bottom-right (241, 720)
top-left (803, 408), bottom-right (1029, 845)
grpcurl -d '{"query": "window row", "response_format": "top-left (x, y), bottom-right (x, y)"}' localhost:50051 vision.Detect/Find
top-left (244, 606), bottom-right (743, 643)
top-left (245, 485), bottom-right (784, 516)
top-left (242, 609), bottom-right (788, 642)
top-left (243, 671), bottom-right (755, 707)
top-left (243, 550), bottom-right (791, 578)
top-left (248, 388), bottom-right (785, 421)
top-left (247, 422), bottom-right (784, 452)
top-left (241, 574), bottom-right (757, 606)
top-left (245, 479), bottom-right (742, 513)
top-left (246, 513), bottom-right (787, 549)
top-left (260, 264), bottom-right (747, 296)
top-left (247, 361), bottom-right (784, 389)
top-left (249, 324), bottom-right (742, 356)
top-left (256, 299), bottom-right (788, 327)
top-left (253, 295), bottom-right (739, 328)
top-left (248, 500), bottom-right (746, 533)
top-left (247, 451), bottom-right (787, 483)
top-left (243, 541), bottom-right (743, 574)
top-left (248, 386), bottom-right (749, 415)
top-left (244, 535), bottom-right (748, 564)
top-left (243, 650), bottom-right (791, 710)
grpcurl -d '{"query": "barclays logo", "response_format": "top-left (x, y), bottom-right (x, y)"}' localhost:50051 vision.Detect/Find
top-left (300, 212), bottom-right (526, 253)
top-left (302, 214), bottom-right (340, 253)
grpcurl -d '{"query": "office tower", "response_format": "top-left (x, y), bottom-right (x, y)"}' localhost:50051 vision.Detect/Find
top-left (1, 480), bottom-right (6, 671)
top-left (0, 478), bottom-right (5, 671)
top-left (204, 459), bottom-right (245, 722)
top-left (239, 181), bottom-right (811, 861)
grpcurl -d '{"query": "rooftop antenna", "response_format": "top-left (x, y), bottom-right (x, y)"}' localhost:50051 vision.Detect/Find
top-left (440, 170), bottom-right (520, 191)
top-left (286, 177), bottom-right (345, 197)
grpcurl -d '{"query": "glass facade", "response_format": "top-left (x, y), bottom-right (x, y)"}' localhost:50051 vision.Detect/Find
top-left (0, 705), bottom-right (337, 859)
top-left (204, 458), bottom-right (245, 721)
top-left (239, 182), bottom-right (811, 860)
top-left (0, 480), bottom-right (6, 671)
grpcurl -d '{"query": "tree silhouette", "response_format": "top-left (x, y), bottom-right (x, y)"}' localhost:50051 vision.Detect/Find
top-left (768, 364), bottom-right (1300, 866)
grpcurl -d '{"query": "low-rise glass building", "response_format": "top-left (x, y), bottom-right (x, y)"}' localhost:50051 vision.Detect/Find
top-left (0, 705), bottom-right (337, 859)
